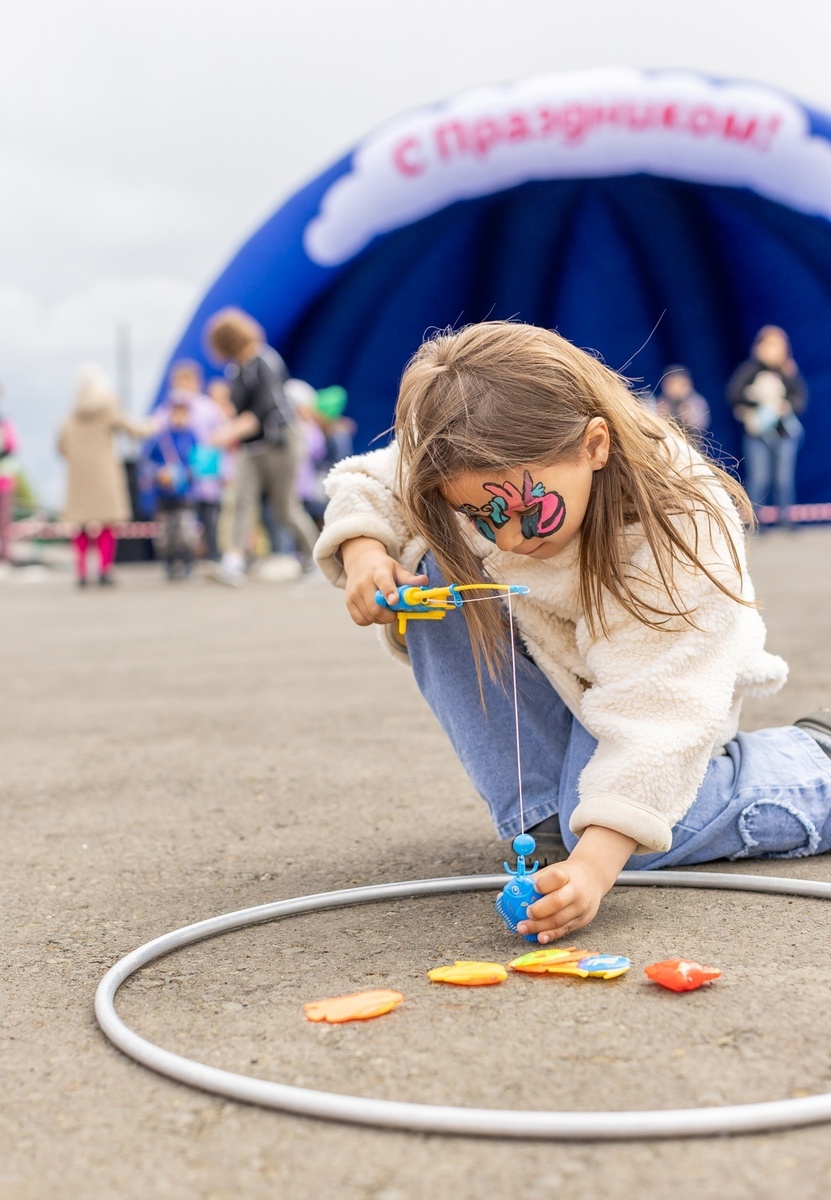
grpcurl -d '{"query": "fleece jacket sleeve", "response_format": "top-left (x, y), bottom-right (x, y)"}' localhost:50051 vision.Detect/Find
top-left (313, 442), bottom-right (414, 587)
top-left (571, 521), bottom-right (748, 854)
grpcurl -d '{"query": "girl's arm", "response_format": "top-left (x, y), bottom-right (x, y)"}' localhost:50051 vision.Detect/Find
top-left (518, 826), bottom-right (637, 942)
top-left (314, 442), bottom-right (420, 588)
top-left (341, 537), bottom-right (427, 627)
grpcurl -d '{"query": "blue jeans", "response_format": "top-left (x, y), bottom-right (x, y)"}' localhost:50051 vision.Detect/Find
top-left (743, 431), bottom-right (800, 514)
top-left (407, 559), bottom-right (831, 870)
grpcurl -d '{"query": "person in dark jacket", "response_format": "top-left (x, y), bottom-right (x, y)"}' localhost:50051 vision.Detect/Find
top-left (205, 308), bottom-right (319, 585)
top-left (728, 326), bottom-right (807, 525)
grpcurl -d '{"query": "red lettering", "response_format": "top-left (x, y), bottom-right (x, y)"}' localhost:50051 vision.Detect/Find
top-left (471, 118), bottom-right (502, 157)
top-left (505, 112), bottom-right (532, 142)
top-left (392, 136), bottom-right (426, 177)
top-left (752, 114), bottom-right (781, 152)
top-left (626, 103), bottom-right (658, 131)
top-left (662, 104), bottom-right (679, 129)
top-left (562, 104), bottom-right (595, 144)
top-left (435, 121), bottom-right (468, 160)
top-left (722, 113), bottom-right (759, 143)
top-left (688, 105), bottom-right (717, 135)
top-left (538, 106), bottom-right (561, 137)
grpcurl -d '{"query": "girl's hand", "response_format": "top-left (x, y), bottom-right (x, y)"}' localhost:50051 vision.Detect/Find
top-left (341, 537), bottom-right (428, 627)
top-left (517, 825), bottom-right (637, 943)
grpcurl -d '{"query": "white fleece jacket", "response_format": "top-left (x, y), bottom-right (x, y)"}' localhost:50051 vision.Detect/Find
top-left (314, 440), bottom-right (788, 854)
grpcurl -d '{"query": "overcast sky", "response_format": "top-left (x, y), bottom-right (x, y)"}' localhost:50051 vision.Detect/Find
top-left (4, 0), bottom-right (831, 506)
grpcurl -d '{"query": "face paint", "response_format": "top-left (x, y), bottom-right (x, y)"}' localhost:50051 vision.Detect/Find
top-left (459, 470), bottom-right (566, 542)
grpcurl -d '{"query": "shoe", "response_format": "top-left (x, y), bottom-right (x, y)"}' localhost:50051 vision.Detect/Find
top-left (526, 814), bottom-right (566, 866)
top-left (253, 553), bottom-right (301, 583)
top-left (206, 560), bottom-right (246, 588)
top-left (98, 573), bottom-right (116, 587)
top-left (794, 711), bottom-right (831, 761)
top-left (77, 577), bottom-right (88, 588)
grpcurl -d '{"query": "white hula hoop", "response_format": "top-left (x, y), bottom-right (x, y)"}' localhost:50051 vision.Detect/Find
top-left (95, 869), bottom-right (831, 1140)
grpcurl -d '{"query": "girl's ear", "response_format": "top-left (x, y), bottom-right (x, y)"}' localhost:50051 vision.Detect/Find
top-left (584, 417), bottom-right (610, 470)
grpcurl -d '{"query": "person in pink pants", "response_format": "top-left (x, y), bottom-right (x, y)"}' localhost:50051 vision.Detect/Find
top-left (0, 400), bottom-right (19, 564)
top-left (58, 364), bottom-right (155, 587)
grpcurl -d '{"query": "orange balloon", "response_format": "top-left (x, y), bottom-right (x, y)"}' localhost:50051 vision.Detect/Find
top-left (303, 988), bottom-right (405, 1023)
top-left (428, 960), bottom-right (508, 986)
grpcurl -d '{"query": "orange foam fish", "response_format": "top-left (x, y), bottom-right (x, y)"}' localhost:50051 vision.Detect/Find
top-left (303, 988), bottom-right (405, 1023)
top-left (644, 959), bottom-right (721, 992)
top-left (427, 960), bottom-right (508, 986)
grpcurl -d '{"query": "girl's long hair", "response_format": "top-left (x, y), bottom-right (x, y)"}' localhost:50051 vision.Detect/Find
top-left (394, 322), bottom-right (753, 681)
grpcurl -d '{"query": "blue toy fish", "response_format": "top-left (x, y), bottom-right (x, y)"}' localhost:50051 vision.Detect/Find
top-left (495, 833), bottom-right (540, 941)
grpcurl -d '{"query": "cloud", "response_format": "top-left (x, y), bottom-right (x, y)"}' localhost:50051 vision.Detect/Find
top-left (0, 276), bottom-right (197, 509)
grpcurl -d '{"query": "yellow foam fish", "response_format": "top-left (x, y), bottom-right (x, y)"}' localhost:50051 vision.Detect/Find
top-left (303, 988), bottom-right (404, 1023)
top-left (428, 960), bottom-right (508, 986)
top-left (510, 947), bottom-right (594, 975)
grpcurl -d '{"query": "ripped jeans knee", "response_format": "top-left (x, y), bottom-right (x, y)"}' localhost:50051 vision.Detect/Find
top-left (730, 795), bottom-right (822, 860)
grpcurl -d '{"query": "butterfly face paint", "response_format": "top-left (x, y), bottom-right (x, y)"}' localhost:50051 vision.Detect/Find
top-left (459, 469), bottom-right (566, 544)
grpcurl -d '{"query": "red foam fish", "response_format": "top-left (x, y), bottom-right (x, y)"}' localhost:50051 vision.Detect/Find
top-left (644, 958), bottom-right (721, 992)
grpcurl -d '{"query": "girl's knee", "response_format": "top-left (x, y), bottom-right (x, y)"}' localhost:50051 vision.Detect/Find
top-left (730, 796), bottom-right (822, 860)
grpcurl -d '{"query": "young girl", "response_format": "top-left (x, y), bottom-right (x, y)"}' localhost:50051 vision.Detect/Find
top-left (314, 323), bottom-right (831, 943)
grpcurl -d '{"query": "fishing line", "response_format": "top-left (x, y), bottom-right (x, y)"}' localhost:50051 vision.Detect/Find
top-left (506, 588), bottom-right (525, 834)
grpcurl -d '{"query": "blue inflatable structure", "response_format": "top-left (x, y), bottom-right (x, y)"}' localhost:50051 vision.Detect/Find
top-left (158, 69), bottom-right (831, 506)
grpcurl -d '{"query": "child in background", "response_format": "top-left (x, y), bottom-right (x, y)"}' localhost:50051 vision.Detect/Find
top-left (140, 394), bottom-right (198, 580)
top-left (315, 385), bottom-right (355, 468)
top-left (315, 322), bottom-right (831, 943)
top-left (284, 378), bottom-right (329, 527)
top-left (163, 361), bottom-right (226, 562)
top-left (653, 365), bottom-right (710, 445)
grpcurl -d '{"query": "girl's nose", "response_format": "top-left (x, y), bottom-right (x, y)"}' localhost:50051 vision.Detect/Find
top-left (493, 523), bottom-right (525, 554)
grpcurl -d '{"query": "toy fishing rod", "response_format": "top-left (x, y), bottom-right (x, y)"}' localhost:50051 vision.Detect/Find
top-left (374, 582), bottom-right (530, 636)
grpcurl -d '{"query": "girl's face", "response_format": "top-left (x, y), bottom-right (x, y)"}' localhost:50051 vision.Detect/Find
top-left (441, 420), bottom-right (608, 561)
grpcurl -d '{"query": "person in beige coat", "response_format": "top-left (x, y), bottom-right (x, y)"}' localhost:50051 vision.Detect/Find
top-left (58, 364), bottom-right (155, 586)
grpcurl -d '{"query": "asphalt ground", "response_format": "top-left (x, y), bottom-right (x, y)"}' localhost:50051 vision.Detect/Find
top-left (2, 526), bottom-right (831, 1200)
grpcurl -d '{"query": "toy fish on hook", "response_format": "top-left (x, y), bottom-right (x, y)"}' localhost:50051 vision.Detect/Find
top-left (495, 833), bottom-right (540, 941)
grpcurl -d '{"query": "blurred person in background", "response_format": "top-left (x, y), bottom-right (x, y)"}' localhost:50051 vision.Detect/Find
top-left (315, 385), bottom-right (355, 467)
top-left (0, 385), bottom-right (20, 567)
top-left (285, 377), bottom-right (329, 528)
top-left (206, 377), bottom-right (239, 559)
top-left (729, 326), bottom-right (807, 526)
top-left (161, 360), bottom-right (226, 562)
top-left (139, 394), bottom-right (199, 580)
top-left (205, 308), bottom-right (318, 586)
top-left (58, 364), bottom-right (155, 587)
top-left (653, 365), bottom-right (710, 445)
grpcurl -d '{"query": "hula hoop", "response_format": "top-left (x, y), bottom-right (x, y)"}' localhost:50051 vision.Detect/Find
top-left (94, 869), bottom-right (831, 1140)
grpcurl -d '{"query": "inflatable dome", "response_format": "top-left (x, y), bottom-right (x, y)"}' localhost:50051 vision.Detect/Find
top-left (157, 68), bottom-right (831, 508)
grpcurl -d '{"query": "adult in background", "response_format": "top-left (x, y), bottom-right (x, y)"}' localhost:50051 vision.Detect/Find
top-left (653, 365), bottom-right (710, 447)
top-left (58, 363), bottom-right (155, 587)
top-left (728, 326), bottom-right (807, 526)
top-left (205, 308), bottom-right (318, 586)
top-left (0, 385), bottom-right (20, 566)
